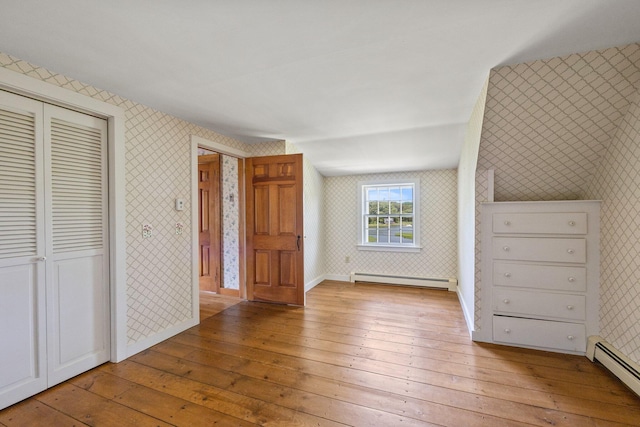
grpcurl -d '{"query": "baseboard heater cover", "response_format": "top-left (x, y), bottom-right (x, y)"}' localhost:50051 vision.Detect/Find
top-left (587, 336), bottom-right (640, 397)
top-left (350, 272), bottom-right (457, 291)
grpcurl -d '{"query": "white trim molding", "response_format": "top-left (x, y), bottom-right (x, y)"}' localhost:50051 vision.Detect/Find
top-left (0, 66), bottom-right (128, 362)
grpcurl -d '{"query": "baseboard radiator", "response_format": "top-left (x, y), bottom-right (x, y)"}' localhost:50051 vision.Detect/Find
top-left (587, 336), bottom-right (640, 397)
top-left (350, 272), bottom-right (457, 291)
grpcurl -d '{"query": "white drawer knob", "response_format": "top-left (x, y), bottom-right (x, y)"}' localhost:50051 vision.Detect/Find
top-left (504, 328), bottom-right (511, 334)
top-left (503, 299), bottom-right (510, 304)
top-left (504, 272), bottom-right (511, 278)
top-left (567, 335), bottom-right (575, 341)
top-left (568, 277), bottom-right (575, 282)
top-left (568, 220), bottom-right (576, 226)
top-left (566, 305), bottom-right (574, 310)
top-left (503, 246), bottom-right (510, 252)
top-left (567, 249), bottom-right (575, 254)
top-left (504, 220), bottom-right (511, 226)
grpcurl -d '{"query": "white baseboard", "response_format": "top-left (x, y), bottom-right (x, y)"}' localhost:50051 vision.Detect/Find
top-left (125, 317), bottom-right (198, 359)
top-left (304, 274), bottom-right (326, 292)
top-left (324, 274), bottom-right (351, 282)
top-left (456, 286), bottom-right (475, 339)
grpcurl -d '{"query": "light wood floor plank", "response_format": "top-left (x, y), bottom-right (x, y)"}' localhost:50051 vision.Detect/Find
top-left (1, 280), bottom-right (638, 426)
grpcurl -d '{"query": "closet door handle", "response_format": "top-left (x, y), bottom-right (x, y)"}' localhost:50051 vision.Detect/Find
top-left (296, 235), bottom-right (301, 251)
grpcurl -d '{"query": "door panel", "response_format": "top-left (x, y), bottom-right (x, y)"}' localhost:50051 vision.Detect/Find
top-left (44, 105), bottom-right (110, 387)
top-left (198, 154), bottom-right (221, 292)
top-left (0, 91), bottom-right (47, 409)
top-left (246, 154), bottom-right (304, 305)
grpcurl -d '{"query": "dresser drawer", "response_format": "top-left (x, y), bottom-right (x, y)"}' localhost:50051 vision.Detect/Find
top-left (493, 262), bottom-right (587, 291)
top-left (493, 316), bottom-right (586, 352)
top-left (493, 288), bottom-right (585, 321)
top-left (493, 212), bottom-right (588, 234)
top-left (492, 237), bottom-right (586, 263)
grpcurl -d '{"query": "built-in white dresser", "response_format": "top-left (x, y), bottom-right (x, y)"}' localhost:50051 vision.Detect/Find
top-left (478, 201), bottom-right (600, 355)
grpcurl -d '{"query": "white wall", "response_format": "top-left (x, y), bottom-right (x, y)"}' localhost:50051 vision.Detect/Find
top-left (457, 77), bottom-right (488, 334)
top-left (324, 170), bottom-right (457, 281)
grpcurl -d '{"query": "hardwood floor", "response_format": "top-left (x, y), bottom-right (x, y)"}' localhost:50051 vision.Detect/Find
top-left (1, 280), bottom-right (638, 426)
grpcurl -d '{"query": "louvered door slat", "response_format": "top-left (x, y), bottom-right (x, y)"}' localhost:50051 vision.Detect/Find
top-left (0, 106), bottom-right (37, 260)
top-left (50, 118), bottom-right (105, 254)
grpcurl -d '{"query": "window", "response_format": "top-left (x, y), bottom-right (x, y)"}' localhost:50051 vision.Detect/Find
top-left (358, 179), bottom-right (421, 252)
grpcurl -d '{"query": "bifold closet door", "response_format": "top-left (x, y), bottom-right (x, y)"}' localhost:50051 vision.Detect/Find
top-left (0, 91), bottom-right (110, 409)
top-left (44, 104), bottom-right (110, 387)
top-left (0, 91), bottom-right (47, 409)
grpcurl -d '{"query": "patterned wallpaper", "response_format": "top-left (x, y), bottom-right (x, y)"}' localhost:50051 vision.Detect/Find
top-left (585, 86), bottom-right (640, 364)
top-left (0, 51), bottom-right (252, 345)
top-left (474, 43), bottom-right (640, 363)
top-left (324, 170), bottom-right (457, 280)
top-left (221, 155), bottom-right (239, 290)
top-left (478, 43), bottom-right (640, 201)
top-left (249, 139), bottom-right (286, 157)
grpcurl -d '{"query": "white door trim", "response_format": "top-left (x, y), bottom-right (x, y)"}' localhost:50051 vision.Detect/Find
top-left (190, 135), bottom-right (248, 305)
top-left (0, 66), bottom-right (128, 362)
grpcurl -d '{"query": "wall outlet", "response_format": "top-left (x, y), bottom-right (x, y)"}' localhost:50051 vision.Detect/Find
top-left (142, 223), bottom-right (153, 238)
top-left (345, 256), bottom-right (350, 263)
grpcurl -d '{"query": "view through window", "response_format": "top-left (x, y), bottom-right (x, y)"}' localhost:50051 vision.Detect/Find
top-left (362, 183), bottom-right (416, 246)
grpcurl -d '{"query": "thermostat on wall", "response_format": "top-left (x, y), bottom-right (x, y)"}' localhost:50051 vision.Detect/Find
top-left (175, 198), bottom-right (185, 211)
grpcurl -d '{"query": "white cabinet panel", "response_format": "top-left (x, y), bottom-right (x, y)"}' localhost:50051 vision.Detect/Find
top-left (493, 288), bottom-right (586, 321)
top-left (493, 262), bottom-right (586, 292)
top-left (492, 237), bottom-right (586, 263)
top-left (493, 212), bottom-right (587, 234)
top-left (493, 316), bottom-right (586, 353)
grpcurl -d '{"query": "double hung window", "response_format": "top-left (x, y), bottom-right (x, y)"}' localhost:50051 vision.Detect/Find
top-left (358, 180), bottom-right (420, 252)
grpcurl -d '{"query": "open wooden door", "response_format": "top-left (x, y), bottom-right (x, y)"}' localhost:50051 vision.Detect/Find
top-left (245, 154), bottom-right (304, 305)
top-left (198, 154), bottom-right (221, 293)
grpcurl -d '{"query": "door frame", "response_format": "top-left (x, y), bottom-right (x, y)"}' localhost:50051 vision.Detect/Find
top-left (191, 135), bottom-right (251, 308)
top-left (0, 67), bottom-right (128, 362)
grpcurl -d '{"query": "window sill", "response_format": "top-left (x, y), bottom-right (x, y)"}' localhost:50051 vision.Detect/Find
top-left (356, 244), bottom-right (422, 253)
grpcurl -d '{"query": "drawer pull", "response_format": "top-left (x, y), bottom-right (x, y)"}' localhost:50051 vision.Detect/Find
top-left (567, 335), bottom-right (575, 341)
top-left (566, 305), bottom-right (574, 310)
top-left (567, 249), bottom-right (575, 254)
top-left (504, 220), bottom-right (511, 226)
top-left (568, 276), bottom-right (576, 282)
top-left (504, 328), bottom-right (511, 334)
top-left (504, 272), bottom-right (511, 278)
top-left (568, 220), bottom-right (576, 226)
top-left (503, 299), bottom-right (510, 304)
top-left (503, 246), bottom-right (510, 252)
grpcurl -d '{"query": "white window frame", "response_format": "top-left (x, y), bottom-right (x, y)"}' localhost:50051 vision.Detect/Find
top-left (357, 179), bottom-right (421, 253)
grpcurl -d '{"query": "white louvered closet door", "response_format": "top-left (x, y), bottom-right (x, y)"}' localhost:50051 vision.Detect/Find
top-left (44, 105), bottom-right (109, 387)
top-left (0, 91), bottom-right (109, 410)
top-left (0, 91), bottom-right (47, 409)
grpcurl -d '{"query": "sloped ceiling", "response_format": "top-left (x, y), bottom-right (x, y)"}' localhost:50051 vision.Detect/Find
top-left (2, 1), bottom-right (640, 176)
top-left (477, 43), bottom-right (640, 201)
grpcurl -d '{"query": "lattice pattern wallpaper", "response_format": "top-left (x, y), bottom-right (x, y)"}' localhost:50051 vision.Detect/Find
top-left (221, 155), bottom-right (239, 290)
top-left (249, 140), bottom-right (286, 157)
top-left (478, 43), bottom-right (640, 201)
top-left (324, 170), bottom-right (457, 279)
top-left (585, 87), bottom-right (640, 364)
top-left (0, 51), bottom-right (252, 345)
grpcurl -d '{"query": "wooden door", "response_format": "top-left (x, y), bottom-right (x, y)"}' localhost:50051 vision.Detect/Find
top-left (245, 154), bottom-right (304, 305)
top-left (0, 91), bottom-right (48, 409)
top-left (198, 154), bottom-right (221, 293)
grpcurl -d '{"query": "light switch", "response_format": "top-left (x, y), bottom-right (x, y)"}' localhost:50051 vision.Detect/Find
top-left (175, 198), bottom-right (185, 211)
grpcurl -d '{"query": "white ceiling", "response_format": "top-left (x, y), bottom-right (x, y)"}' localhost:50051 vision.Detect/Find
top-left (1, 1), bottom-right (640, 176)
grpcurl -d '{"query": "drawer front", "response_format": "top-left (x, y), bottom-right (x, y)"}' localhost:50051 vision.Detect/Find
top-left (493, 212), bottom-right (588, 235)
top-left (493, 237), bottom-right (586, 263)
top-left (493, 288), bottom-right (586, 321)
top-left (493, 316), bottom-right (586, 352)
top-left (493, 262), bottom-right (587, 291)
